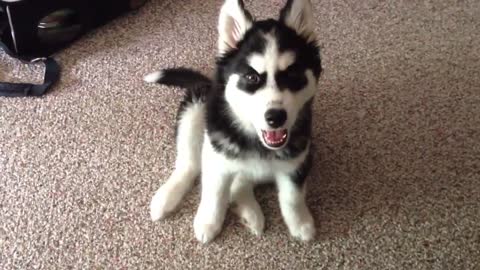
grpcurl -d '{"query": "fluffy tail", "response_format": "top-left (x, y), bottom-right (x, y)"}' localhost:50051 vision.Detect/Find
top-left (144, 68), bottom-right (211, 89)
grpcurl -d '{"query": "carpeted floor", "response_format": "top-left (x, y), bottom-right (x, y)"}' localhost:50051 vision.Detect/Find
top-left (1, 0), bottom-right (479, 269)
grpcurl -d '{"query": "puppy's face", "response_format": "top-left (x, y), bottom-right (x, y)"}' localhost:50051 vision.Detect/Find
top-left (217, 0), bottom-right (321, 150)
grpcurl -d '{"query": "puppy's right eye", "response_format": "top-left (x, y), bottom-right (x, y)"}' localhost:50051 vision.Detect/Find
top-left (245, 73), bottom-right (260, 84)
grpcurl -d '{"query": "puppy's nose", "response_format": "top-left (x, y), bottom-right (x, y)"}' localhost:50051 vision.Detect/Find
top-left (265, 109), bottom-right (287, 128)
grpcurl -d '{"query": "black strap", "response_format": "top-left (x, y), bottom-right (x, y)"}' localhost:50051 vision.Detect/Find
top-left (0, 57), bottom-right (60, 97)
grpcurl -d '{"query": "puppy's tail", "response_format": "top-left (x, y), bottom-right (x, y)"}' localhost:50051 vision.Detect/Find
top-left (144, 68), bottom-right (211, 89)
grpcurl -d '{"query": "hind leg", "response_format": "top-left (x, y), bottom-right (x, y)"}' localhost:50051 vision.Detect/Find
top-left (150, 103), bottom-right (205, 221)
top-left (150, 168), bottom-right (199, 221)
top-left (230, 175), bottom-right (265, 236)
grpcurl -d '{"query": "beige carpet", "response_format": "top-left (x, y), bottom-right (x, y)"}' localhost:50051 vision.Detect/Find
top-left (1, 0), bottom-right (479, 269)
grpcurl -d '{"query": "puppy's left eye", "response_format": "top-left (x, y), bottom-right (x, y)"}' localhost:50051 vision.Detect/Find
top-left (245, 73), bottom-right (260, 84)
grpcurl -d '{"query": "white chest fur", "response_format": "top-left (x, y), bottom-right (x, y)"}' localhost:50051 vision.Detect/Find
top-left (201, 136), bottom-right (308, 183)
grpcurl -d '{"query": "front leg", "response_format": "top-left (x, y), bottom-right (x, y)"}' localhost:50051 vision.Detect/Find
top-left (276, 168), bottom-right (315, 241)
top-left (230, 174), bottom-right (265, 236)
top-left (194, 149), bottom-right (232, 244)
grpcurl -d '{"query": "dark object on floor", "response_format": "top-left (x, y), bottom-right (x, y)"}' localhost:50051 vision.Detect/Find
top-left (0, 0), bottom-right (147, 97)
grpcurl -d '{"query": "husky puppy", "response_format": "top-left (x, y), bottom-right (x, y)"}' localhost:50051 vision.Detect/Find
top-left (146, 0), bottom-right (322, 243)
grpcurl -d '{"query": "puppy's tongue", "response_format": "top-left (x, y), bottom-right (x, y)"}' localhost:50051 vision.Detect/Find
top-left (265, 130), bottom-right (286, 141)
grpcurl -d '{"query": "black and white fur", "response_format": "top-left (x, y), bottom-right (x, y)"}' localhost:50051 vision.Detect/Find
top-left (146, 0), bottom-right (322, 243)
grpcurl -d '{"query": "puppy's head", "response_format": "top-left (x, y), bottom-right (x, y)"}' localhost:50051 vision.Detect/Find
top-left (217, 0), bottom-right (322, 150)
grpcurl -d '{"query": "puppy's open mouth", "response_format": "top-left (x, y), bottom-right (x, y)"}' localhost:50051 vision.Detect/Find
top-left (261, 129), bottom-right (288, 149)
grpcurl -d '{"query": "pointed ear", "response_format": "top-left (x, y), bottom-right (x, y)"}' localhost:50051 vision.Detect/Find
top-left (279, 0), bottom-right (316, 42)
top-left (218, 0), bottom-right (253, 54)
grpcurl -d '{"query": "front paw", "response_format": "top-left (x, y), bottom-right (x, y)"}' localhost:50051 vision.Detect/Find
top-left (194, 213), bottom-right (223, 244)
top-left (287, 209), bottom-right (316, 241)
top-left (289, 219), bottom-right (316, 241)
top-left (150, 184), bottom-right (179, 221)
top-left (232, 203), bottom-right (265, 237)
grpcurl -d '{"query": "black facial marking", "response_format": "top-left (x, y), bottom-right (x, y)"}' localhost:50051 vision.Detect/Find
top-left (235, 66), bottom-right (267, 94)
top-left (276, 64), bottom-right (308, 92)
top-left (274, 20), bottom-right (322, 79)
top-left (216, 30), bottom-right (267, 91)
